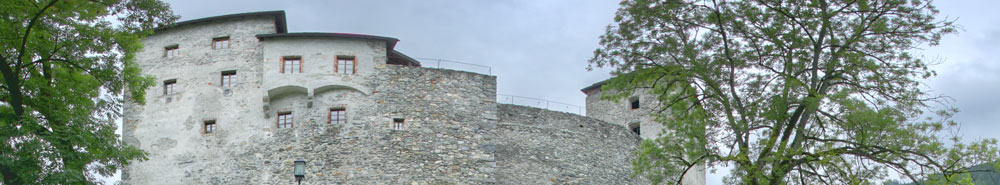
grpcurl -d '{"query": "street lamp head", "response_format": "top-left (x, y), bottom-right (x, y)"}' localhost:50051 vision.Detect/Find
top-left (294, 159), bottom-right (306, 184)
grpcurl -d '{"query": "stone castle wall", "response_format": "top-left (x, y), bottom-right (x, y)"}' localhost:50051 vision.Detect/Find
top-left (125, 63), bottom-right (643, 184)
top-left (122, 15), bottom-right (277, 184)
top-left (493, 104), bottom-right (643, 184)
top-left (221, 66), bottom-right (501, 184)
top-left (124, 11), bottom-right (651, 185)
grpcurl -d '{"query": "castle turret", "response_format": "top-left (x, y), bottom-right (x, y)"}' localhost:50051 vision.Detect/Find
top-left (581, 80), bottom-right (707, 185)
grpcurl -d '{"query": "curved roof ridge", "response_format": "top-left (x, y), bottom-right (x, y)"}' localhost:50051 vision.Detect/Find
top-left (255, 32), bottom-right (421, 67)
top-left (255, 32), bottom-right (399, 43)
top-left (156, 10), bottom-right (287, 33)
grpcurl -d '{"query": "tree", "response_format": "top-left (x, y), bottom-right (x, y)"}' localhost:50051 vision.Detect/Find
top-left (590, 0), bottom-right (1000, 184)
top-left (0, 0), bottom-right (175, 184)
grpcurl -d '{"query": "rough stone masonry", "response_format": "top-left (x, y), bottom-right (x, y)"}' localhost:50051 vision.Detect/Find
top-left (123, 10), bottom-right (703, 185)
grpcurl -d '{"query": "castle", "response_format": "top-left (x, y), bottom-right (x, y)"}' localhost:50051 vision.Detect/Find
top-left (122, 11), bottom-right (705, 185)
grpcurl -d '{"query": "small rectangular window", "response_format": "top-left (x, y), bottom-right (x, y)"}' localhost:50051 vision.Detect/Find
top-left (281, 56), bottom-right (302, 74)
top-left (335, 56), bottom-right (356, 75)
top-left (221, 70), bottom-right (236, 88)
top-left (329, 107), bottom-right (346, 124)
top-left (204, 120), bottom-right (216, 134)
top-left (277, 112), bottom-right (293, 128)
top-left (392, 118), bottom-right (404, 130)
top-left (212, 37), bottom-right (230, 49)
top-left (163, 79), bottom-right (177, 95)
top-left (630, 97), bottom-right (640, 110)
top-left (165, 45), bottom-right (179, 57)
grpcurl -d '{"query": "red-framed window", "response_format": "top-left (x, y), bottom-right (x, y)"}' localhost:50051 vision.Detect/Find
top-left (277, 112), bottom-right (293, 128)
top-left (163, 79), bottom-right (177, 95)
top-left (281, 56), bottom-right (302, 74)
top-left (221, 70), bottom-right (236, 88)
top-left (212, 37), bottom-right (230, 49)
top-left (335, 56), bottom-right (356, 75)
top-left (165, 45), bottom-right (179, 57)
top-left (329, 107), bottom-right (346, 124)
top-left (204, 120), bottom-right (217, 134)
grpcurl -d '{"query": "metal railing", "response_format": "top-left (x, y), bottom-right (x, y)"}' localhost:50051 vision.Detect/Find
top-left (415, 57), bottom-right (492, 75)
top-left (497, 94), bottom-right (585, 115)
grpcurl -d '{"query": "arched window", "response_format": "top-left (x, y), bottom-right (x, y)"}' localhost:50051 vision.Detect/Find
top-left (628, 121), bottom-right (640, 136)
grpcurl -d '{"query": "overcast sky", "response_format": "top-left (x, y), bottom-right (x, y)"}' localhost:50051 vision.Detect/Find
top-left (158, 0), bottom-right (999, 184)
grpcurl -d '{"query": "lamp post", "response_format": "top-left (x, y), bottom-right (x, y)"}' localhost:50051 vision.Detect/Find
top-left (294, 159), bottom-right (306, 185)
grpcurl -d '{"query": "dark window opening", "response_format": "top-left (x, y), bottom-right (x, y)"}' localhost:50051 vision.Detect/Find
top-left (630, 97), bottom-right (640, 110)
top-left (629, 122), bottom-right (640, 136)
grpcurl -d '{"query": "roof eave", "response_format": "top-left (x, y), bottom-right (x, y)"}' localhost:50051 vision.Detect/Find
top-left (155, 10), bottom-right (287, 34)
top-left (255, 32), bottom-right (399, 43)
top-left (389, 50), bottom-right (421, 67)
top-left (580, 80), bottom-right (607, 94)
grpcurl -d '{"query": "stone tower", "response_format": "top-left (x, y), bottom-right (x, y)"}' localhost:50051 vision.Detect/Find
top-left (122, 10), bottom-right (658, 185)
top-left (581, 82), bottom-right (708, 185)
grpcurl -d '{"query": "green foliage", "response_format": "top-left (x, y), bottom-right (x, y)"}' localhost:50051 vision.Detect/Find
top-left (0, 0), bottom-right (175, 184)
top-left (592, 0), bottom-right (1000, 184)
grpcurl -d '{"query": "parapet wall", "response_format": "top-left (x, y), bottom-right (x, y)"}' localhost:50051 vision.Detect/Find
top-left (123, 64), bottom-right (502, 184)
top-left (493, 104), bottom-right (643, 185)
top-left (360, 65), bottom-right (500, 184)
top-left (217, 66), bottom-right (501, 184)
top-left (124, 63), bottom-right (648, 185)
